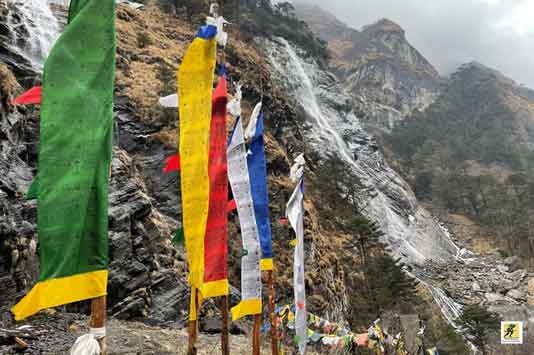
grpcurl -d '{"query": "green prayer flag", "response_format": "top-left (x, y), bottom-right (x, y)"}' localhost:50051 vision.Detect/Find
top-left (11, 0), bottom-right (116, 321)
top-left (172, 228), bottom-right (185, 245)
top-left (25, 176), bottom-right (38, 200)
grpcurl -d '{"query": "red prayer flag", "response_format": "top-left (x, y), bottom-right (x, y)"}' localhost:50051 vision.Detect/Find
top-left (202, 76), bottom-right (229, 297)
top-left (11, 86), bottom-right (42, 105)
top-left (227, 199), bottom-right (237, 212)
top-left (163, 154), bottom-right (180, 173)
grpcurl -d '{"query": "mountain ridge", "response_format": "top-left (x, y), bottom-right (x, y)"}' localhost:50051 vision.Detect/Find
top-left (294, 2), bottom-right (441, 133)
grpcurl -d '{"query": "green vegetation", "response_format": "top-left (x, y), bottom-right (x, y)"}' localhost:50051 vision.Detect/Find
top-left (458, 305), bottom-right (499, 355)
top-left (310, 155), bottom-right (468, 353)
top-left (156, 62), bottom-right (176, 96)
top-left (137, 31), bottom-right (153, 48)
top-left (386, 64), bottom-right (534, 264)
top-left (158, 0), bottom-right (329, 64)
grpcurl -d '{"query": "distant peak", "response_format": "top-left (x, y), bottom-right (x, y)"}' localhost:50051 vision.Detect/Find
top-left (453, 61), bottom-right (517, 88)
top-left (457, 61), bottom-right (503, 77)
top-left (462, 61), bottom-right (489, 70)
top-left (363, 18), bottom-right (405, 36)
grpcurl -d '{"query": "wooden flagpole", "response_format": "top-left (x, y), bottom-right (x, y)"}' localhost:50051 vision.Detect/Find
top-left (90, 296), bottom-right (107, 355)
top-left (187, 288), bottom-right (199, 355)
top-left (253, 313), bottom-right (261, 355)
top-left (221, 295), bottom-right (230, 355)
top-left (266, 270), bottom-right (278, 355)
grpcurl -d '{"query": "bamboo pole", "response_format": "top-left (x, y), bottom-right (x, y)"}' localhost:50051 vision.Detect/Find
top-left (266, 270), bottom-right (278, 355)
top-left (221, 295), bottom-right (230, 355)
top-left (187, 288), bottom-right (199, 355)
top-left (253, 313), bottom-right (261, 355)
top-left (90, 296), bottom-right (107, 355)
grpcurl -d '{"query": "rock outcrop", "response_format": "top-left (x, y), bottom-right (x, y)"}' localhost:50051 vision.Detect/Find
top-left (0, 1), bottom-right (356, 331)
top-left (294, 3), bottom-right (441, 133)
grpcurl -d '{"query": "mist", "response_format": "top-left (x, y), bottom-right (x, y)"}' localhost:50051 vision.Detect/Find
top-left (295, 0), bottom-right (534, 88)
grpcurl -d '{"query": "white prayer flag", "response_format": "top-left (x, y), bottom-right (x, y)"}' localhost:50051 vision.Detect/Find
top-left (287, 155), bottom-right (306, 354)
top-left (228, 117), bottom-right (263, 320)
top-left (244, 101), bottom-right (262, 140)
top-left (158, 93), bottom-right (179, 108)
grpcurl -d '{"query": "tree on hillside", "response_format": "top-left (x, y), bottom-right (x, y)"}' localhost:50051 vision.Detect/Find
top-left (458, 305), bottom-right (499, 355)
top-left (348, 253), bottom-right (420, 327)
top-left (345, 215), bottom-right (384, 266)
top-left (313, 155), bottom-right (372, 215)
top-left (275, 1), bottom-right (295, 17)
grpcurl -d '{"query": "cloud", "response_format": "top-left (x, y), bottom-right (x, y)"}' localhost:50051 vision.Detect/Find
top-left (296, 0), bottom-right (534, 88)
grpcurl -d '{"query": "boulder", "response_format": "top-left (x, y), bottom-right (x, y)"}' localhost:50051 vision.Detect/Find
top-left (506, 289), bottom-right (526, 301)
top-left (509, 269), bottom-right (527, 281)
top-left (503, 256), bottom-right (522, 272)
top-left (472, 281), bottom-right (481, 292)
top-left (484, 292), bottom-right (517, 304)
top-left (497, 264), bottom-right (509, 273)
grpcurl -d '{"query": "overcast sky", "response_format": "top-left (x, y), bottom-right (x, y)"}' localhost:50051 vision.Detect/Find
top-left (297, 0), bottom-right (534, 88)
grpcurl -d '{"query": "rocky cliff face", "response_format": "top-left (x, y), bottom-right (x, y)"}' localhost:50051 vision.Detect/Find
top-left (262, 33), bottom-right (534, 321)
top-left (3, 1), bottom-right (534, 354)
top-left (288, 4), bottom-right (534, 352)
top-left (0, 0), bottom-right (357, 333)
top-left (294, 3), bottom-right (441, 133)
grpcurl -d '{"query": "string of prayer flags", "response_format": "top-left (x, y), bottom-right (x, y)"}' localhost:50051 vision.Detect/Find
top-left (272, 305), bottom-right (363, 350)
top-left (227, 117), bottom-right (262, 320)
top-left (368, 320), bottom-right (387, 354)
top-left (158, 93), bottom-right (179, 108)
top-left (11, 0), bottom-right (116, 320)
top-left (11, 86), bottom-right (42, 105)
top-left (286, 154), bottom-right (307, 354)
top-left (201, 75), bottom-right (229, 298)
top-left (178, 22), bottom-right (217, 320)
top-left (246, 109), bottom-right (274, 270)
top-left (227, 199), bottom-right (237, 212)
top-left (163, 154), bottom-right (180, 173)
top-left (391, 334), bottom-right (409, 355)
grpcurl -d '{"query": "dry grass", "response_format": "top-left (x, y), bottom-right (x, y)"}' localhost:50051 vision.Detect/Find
top-left (0, 63), bottom-right (21, 99)
top-left (446, 213), bottom-right (497, 255)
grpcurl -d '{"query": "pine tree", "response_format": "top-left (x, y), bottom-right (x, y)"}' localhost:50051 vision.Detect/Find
top-left (458, 304), bottom-right (499, 355)
top-left (364, 255), bottom-right (419, 315)
top-left (345, 215), bottom-right (384, 265)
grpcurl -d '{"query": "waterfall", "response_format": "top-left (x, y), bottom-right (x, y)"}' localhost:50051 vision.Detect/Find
top-left (263, 37), bottom-right (479, 353)
top-left (5, 0), bottom-right (60, 70)
top-left (264, 37), bottom-right (459, 265)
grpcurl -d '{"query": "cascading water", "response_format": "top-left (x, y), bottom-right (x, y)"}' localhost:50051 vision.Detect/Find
top-left (4, 0), bottom-right (60, 70)
top-left (263, 37), bottom-right (479, 352)
top-left (265, 37), bottom-right (459, 265)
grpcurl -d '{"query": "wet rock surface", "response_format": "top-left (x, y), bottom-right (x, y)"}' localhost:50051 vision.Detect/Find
top-left (0, 93), bottom-right (190, 324)
top-left (0, 0), bottom-right (311, 333)
top-left (263, 35), bottom-right (534, 338)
